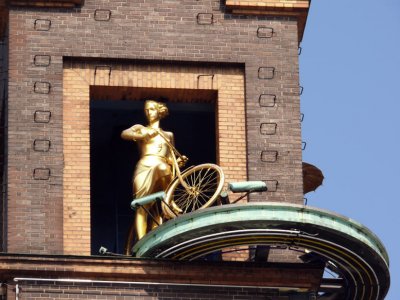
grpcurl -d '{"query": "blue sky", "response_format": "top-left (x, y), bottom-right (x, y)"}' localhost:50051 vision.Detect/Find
top-left (300, 0), bottom-right (400, 298)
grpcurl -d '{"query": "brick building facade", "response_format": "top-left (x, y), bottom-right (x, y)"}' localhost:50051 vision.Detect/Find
top-left (0, 1), bottom-right (346, 299)
top-left (2, 0), bottom-right (306, 255)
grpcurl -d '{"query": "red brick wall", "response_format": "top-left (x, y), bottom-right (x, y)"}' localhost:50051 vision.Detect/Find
top-left (0, 24), bottom-right (8, 252)
top-left (0, 254), bottom-right (322, 299)
top-left (6, 0), bottom-right (303, 254)
top-left (7, 280), bottom-right (312, 300)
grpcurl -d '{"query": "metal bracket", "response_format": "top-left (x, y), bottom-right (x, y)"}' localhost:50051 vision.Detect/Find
top-left (34, 81), bottom-right (51, 94)
top-left (196, 13), bottom-right (214, 25)
top-left (264, 180), bottom-right (278, 192)
top-left (160, 198), bottom-right (179, 218)
top-left (257, 26), bottom-right (274, 38)
top-left (34, 19), bottom-right (51, 31)
top-left (261, 150), bottom-right (278, 162)
top-left (260, 123), bottom-right (277, 135)
top-left (94, 9), bottom-right (112, 21)
top-left (139, 205), bottom-right (159, 226)
top-left (34, 110), bottom-right (51, 123)
top-left (94, 65), bottom-right (112, 85)
top-left (259, 94), bottom-right (276, 107)
top-left (298, 47), bottom-right (302, 55)
top-left (34, 55), bottom-right (51, 67)
top-left (258, 67), bottom-right (275, 80)
top-left (212, 0), bottom-right (221, 11)
top-left (300, 113), bottom-right (304, 122)
top-left (197, 74), bottom-right (214, 89)
top-left (302, 141), bottom-right (307, 150)
top-left (299, 86), bottom-right (304, 95)
top-left (33, 139), bottom-right (51, 152)
top-left (231, 191), bottom-right (251, 204)
top-left (33, 168), bottom-right (51, 180)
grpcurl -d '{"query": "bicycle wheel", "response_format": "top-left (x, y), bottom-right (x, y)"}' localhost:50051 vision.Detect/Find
top-left (163, 164), bottom-right (225, 219)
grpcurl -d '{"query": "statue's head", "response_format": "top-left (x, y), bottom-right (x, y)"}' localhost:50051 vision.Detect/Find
top-left (144, 100), bottom-right (169, 123)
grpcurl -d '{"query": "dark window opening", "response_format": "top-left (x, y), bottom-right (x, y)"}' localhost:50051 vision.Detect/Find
top-left (90, 86), bottom-right (217, 255)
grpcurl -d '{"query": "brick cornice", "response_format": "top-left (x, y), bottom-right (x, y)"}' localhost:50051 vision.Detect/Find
top-left (8, 0), bottom-right (83, 7)
top-left (225, 0), bottom-right (310, 10)
top-left (0, 254), bottom-right (323, 290)
top-left (0, 1), bottom-right (310, 41)
top-left (225, 0), bottom-right (310, 42)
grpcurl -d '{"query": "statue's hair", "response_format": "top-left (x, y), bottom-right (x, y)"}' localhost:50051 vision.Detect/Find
top-left (145, 100), bottom-right (169, 119)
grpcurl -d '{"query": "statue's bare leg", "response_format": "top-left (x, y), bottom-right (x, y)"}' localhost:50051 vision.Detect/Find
top-left (124, 222), bottom-right (135, 255)
top-left (149, 204), bottom-right (163, 230)
top-left (125, 203), bottom-right (155, 255)
top-left (135, 206), bottom-right (149, 240)
top-left (124, 206), bottom-right (148, 255)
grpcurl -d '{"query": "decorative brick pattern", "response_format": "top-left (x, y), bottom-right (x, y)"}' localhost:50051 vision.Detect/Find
top-left (6, 0), bottom-right (303, 254)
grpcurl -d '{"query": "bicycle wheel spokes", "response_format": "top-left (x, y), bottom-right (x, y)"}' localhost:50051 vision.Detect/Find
top-left (197, 167), bottom-right (214, 187)
top-left (164, 164), bottom-right (225, 219)
top-left (175, 182), bottom-right (198, 213)
top-left (200, 175), bottom-right (219, 191)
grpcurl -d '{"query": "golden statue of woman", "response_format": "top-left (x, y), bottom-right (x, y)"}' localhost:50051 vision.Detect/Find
top-left (121, 100), bottom-right (185, 254)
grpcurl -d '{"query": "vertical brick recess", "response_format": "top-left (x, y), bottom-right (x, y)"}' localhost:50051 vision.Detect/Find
top-left (5, 0), bottom-right (303, 254)
top-left (0, 16), bottom-right (7, 252)
top-left (63, 68), bottom-right (91, 255)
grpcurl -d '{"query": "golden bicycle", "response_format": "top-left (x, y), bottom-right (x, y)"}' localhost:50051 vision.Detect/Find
top-left (130, 129), bottom-right (267, 223)
top-left (100, 131), bottom-right (266, 256)
top-left (132, 128), bottom-right (225, 220)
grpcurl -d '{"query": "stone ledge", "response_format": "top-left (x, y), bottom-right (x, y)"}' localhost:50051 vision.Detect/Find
top-left (8, 0), bottom-right (83, 7)
top-left (225, 0), bottom-right (310, 10)
top-left (0, 253), bottom-right (323, 290)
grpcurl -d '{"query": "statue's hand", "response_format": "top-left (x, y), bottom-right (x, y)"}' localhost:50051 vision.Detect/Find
top-left (146, 127), bottom-right (158, 139)
top-left (177, 155), bottom-right (188, 168)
